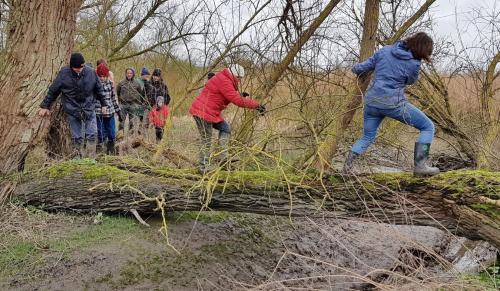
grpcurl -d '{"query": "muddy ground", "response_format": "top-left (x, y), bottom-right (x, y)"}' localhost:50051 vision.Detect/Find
top-left (0, 204), bottom-right (497, 291)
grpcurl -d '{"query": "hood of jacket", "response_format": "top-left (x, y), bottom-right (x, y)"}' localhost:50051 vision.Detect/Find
top-left (125, 68), bottom-right (135, 80)
top-left (221, 68), bottom-right (239, 90)
top-left (391, 41), bottom-right (414, 60)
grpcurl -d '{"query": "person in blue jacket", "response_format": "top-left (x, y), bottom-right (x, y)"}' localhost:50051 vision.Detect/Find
top-left (344, 32), bottom-right (439, 176)
top-left (39, 52), bottom-right (108, 158)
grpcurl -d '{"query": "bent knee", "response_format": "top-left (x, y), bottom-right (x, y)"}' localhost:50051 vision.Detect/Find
top-left (422, 119), bottom-right (435, 135)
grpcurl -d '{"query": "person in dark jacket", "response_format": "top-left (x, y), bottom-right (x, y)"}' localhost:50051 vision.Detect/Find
top-left (189, 64), bottom-right (265, 173)
top-left (116, 68), bottom-right (146, 133)
top-left (344, 32), bottom-right (439, 176)
top-left (144, 68), bottom-right (169, 108)
top-left (39, 52), bottom-right (107, 158)
top-left (95, 63), bottom-right (121, 155)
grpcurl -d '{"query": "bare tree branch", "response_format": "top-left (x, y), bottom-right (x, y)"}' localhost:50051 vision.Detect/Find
top-left (80, 0), bottom-right (103, 11)
top-left (384, 0), bottom-right (436, 44)
top-left (107, 0), bottom-right (168, 59)
top-left (109, 32), bottom-right (204, 62)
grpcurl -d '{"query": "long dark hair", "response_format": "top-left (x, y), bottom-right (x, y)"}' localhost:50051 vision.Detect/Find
top-left (403, 32), bottom-right (434, 62)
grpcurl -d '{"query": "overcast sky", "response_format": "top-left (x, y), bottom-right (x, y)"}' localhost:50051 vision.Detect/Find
top-left (431, 0), bottom-right (498, 42)
top-left (129, 0), bottom-right (499, 70)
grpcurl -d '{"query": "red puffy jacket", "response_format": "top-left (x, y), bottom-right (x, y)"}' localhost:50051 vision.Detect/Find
top-left (148, 105), bottom-right (169, 128)
top-left (189, 68), bottom-right (259, 123)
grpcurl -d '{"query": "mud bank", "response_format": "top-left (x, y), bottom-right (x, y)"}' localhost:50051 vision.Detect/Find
top-left (0, 209), bottom-right (497, 290)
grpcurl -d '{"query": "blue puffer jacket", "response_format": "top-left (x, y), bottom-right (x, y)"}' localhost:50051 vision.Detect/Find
top-left (40, 66), bottom-right (106, 120)
top-left (352, 41), bottom-right (421, 109)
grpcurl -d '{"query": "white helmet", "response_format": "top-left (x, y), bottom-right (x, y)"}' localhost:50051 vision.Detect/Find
top-left (229, 64), bottom-right (245, 78)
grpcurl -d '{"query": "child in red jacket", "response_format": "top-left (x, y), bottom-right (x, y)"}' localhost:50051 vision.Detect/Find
top-left (148, 96), bottom-right (169, 141)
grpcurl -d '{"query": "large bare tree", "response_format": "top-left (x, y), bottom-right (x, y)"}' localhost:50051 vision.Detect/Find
top-left (0, 0), bottom-right (83, 174)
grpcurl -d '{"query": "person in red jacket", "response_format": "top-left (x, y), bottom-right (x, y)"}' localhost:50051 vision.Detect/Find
top-left (148, 96), bottom-right (169, 142)
top-left (189, 64), bottom-right (265, 173)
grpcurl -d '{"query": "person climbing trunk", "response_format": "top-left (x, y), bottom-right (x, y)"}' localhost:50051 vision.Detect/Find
top-left (189, 64), bottom-right (265, 173)
top-left (343, 32), bottom-right (440, 176)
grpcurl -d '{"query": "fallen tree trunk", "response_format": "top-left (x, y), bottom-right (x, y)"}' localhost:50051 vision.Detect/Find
top-left (12, 158), bottom-right (500, 248)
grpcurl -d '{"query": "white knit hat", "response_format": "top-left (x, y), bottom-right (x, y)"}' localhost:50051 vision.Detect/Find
top-left (229, 64), bottom-right (245, 78)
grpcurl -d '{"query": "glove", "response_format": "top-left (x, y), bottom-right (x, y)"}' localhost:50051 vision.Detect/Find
top-left (255, 104), bottom-right (266, 115)
top-left (241, 92), bottom-right (250, 97)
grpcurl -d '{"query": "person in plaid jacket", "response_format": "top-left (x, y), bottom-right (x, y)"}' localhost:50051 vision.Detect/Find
top-left (96, 63), bottom-right (121, 154)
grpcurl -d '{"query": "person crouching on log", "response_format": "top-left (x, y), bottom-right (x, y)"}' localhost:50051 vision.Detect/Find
top-left (148, 96), bottom-right (169, 142)
top-left (189, 64), bottom-right (266, 173)
top-left (344, 32), bottom-right (440, 176)
top-left (39, 52), bottom-right (108, 158)
top-left (95, 63), bottom-right (121, 155)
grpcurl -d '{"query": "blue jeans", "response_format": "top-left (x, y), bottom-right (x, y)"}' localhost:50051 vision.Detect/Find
top-left (67, 113), bottom-right (98, 145)
top-left (351, 103), bottom-right (435, 154)
top-left (97, 115), bottom-right (117, 143)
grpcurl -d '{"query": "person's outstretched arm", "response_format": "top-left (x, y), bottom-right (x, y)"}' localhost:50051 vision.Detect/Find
top-left (220, 80), bottom-right (258, 109)
top-left (406, 62), bottom-right (422, 85)
top-left (352, 50), bottom-right (380, 76)
top-left (40, 70), bottom-right (63, 110)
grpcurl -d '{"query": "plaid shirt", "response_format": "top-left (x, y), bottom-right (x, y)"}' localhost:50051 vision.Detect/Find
top-left (95, 79), bottom-right (120, 117)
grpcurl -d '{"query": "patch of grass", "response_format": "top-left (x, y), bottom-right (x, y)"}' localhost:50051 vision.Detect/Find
top-left (49, 216), bottom-right (140, 252)
top-left (462, 267), bottom-right (499, 291)
top-left (0, 213), bottom-right (140, 279)
top-left (0, 240), bottom-right (38, 277)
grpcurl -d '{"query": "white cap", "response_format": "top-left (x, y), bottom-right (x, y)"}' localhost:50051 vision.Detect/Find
top-left (229, 64), bottom-right (245, 78)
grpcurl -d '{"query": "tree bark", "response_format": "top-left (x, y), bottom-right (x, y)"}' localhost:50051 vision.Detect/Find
top-left (0, 0), bottom-right (83, 174)
top-left (313, 0), bottom-right (380, 170)
top-left (13, 158), bottom-right (500, 249)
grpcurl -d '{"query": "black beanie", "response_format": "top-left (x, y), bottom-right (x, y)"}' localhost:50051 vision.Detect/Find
top-left (70, 53), bottom-right (85, 68)
top-left (152, 68), bottom-right (161, 77)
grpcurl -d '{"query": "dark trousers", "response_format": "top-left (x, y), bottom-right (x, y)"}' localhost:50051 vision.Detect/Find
top-left (155, 127), bottom-right (163, 141)
top-left (119, 103), bottom-right (145, 131)
top-left (193, 116), bottom-right (231, 171)
top-left (67, 112), bottom-right (97, 144)
top-left (97, 115), bottom-right (117, 143)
